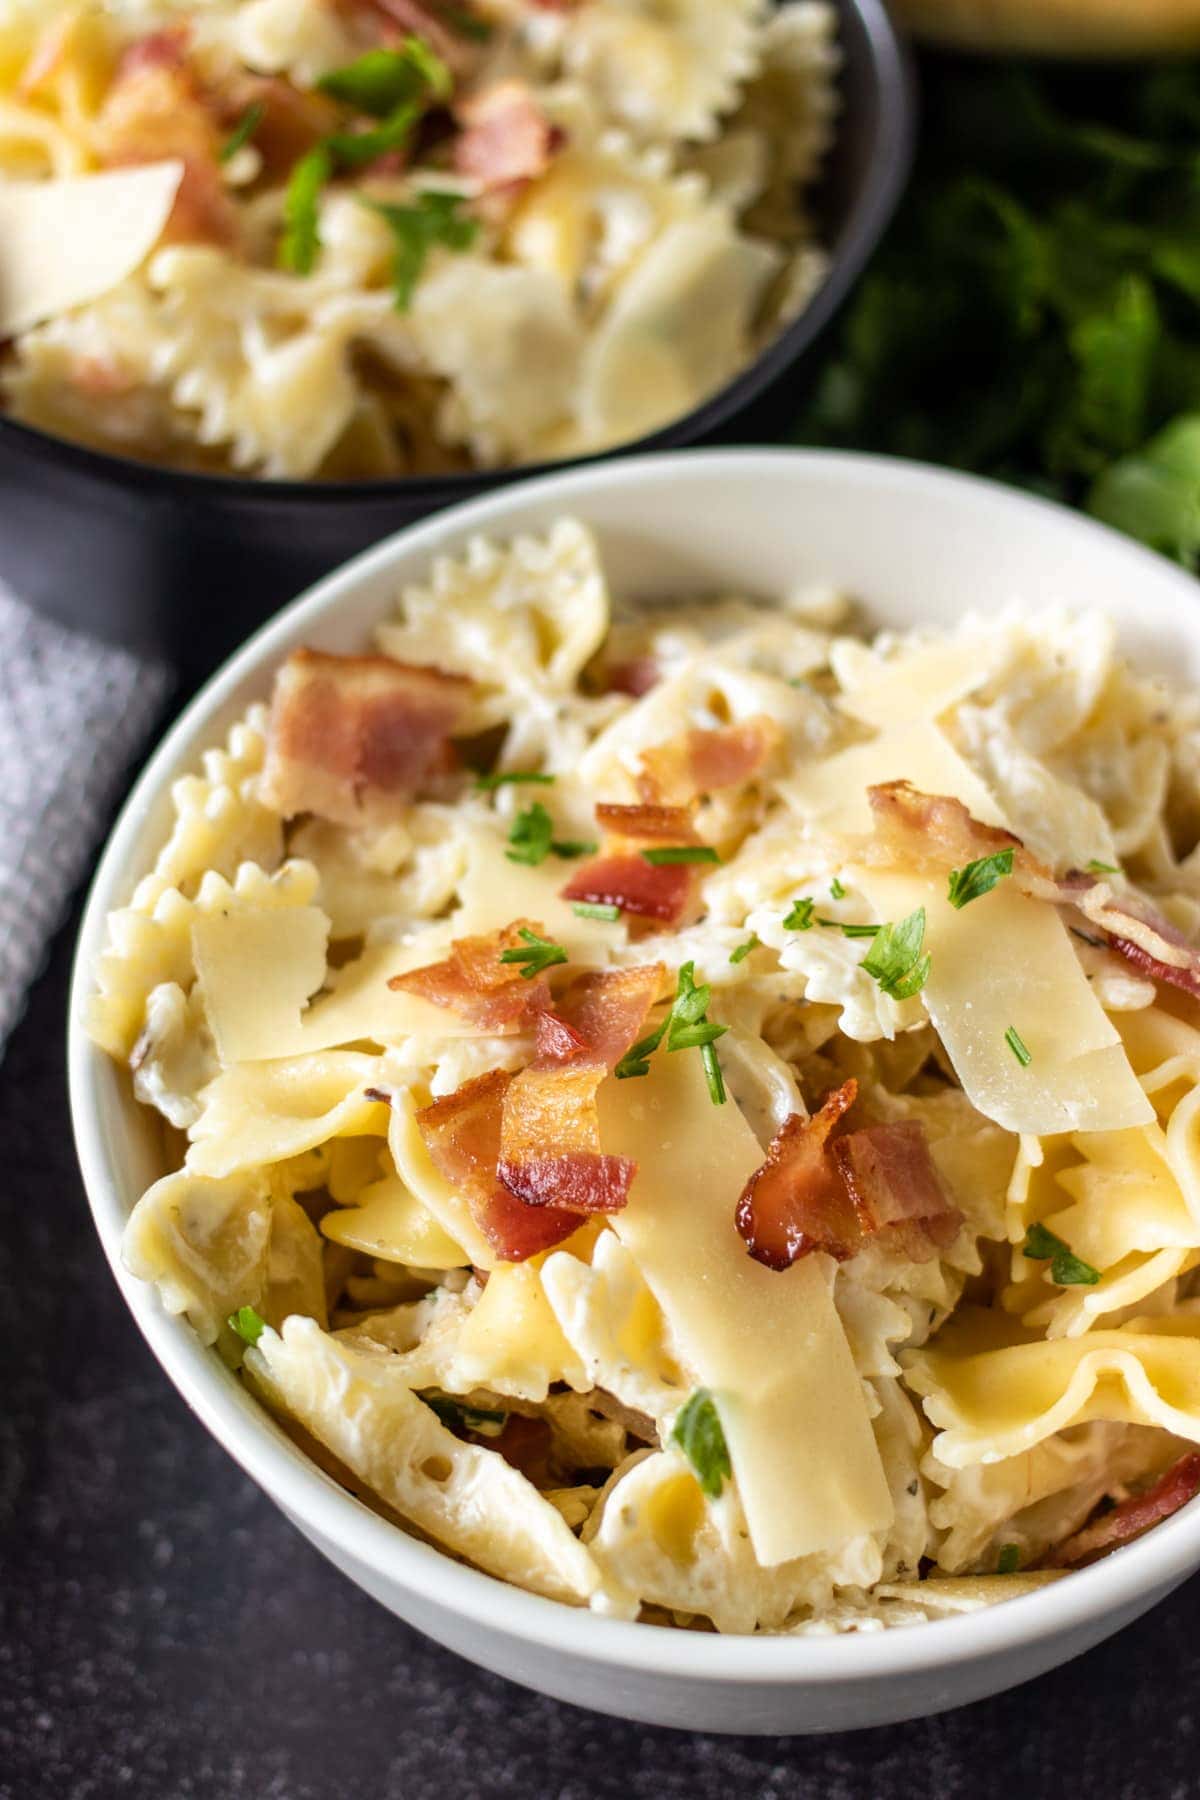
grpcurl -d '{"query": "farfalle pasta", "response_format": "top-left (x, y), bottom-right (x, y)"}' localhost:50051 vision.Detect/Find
top-left (89, 519), bottom-right (1200, 1631)
top-left (0, 0), bottom-right (837, 478)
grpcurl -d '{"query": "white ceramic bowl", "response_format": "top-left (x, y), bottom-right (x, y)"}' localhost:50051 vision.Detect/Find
top-left (69, 450), bottom-right (1200, 1735)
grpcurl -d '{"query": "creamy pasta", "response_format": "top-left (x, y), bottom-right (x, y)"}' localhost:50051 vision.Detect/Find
top-left (89, 519), bottom-right (1200, 1630)
top-left (0, 0), bottom-right (837, 479)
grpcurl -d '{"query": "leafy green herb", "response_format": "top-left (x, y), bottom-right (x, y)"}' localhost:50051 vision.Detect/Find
top-left (220, 101), bottom-right (263, 163)
top-left (997, 1543), bottom-right (1021, 1575)
top-left (1022, 1220), bottom-right (1101, 1286)
top-left (506, 802), bottom-right (554, 866)
top-left (671, 1389), bottom-right (732, 1499)
top-left (228, 1306), bottom-right (266, 1347)
top-left (830, 877), bottom-right (846, 900)
top-left (783, 898), bottom-right (816, 931)
top-left (498, 927), bottom-right (568, 979)
top-left (475, 770), bottom-right (556, 791)
top-left (641, 845), bottom-right (721, 867)
top-left (424, 1395), bottom-right (507, 1438)
top-left (614, 962), bottom-right (727, 1101)
top-left (1085, 858), bottom-right (1121, 875)
top-left (861, 908), bottom-right (930, 999)
top-left (550, 838), bottom-right (598, 861)
top-left (317, 40), bottom-right (451, 116)
top-left (1005, 1025), bottom-right (1033, 1067)
top-left (370, 190), bottom-right (479, 311)
top-left (573, 902), bottom-right (621, 922)
top-left (947, 848), bottom-right (1015, 909)
top-left (614, 1021), bottom-right (668, 1081)
top-left (818, 919), bottom-right (880, 938)
top-left (280, 145), bottom-right (332, 275)
top-left (729, 935), bottom-right (758, 964)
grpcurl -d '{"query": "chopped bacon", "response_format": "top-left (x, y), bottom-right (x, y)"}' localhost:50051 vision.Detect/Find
top-left (867, 781), bottom-right (1200, 1000)
top-left (453, 80), bottom-right (560, 193)
top-left (736, 1081), bottom-right (962, 1269)
top-left (417, 1069), bottom-right (583, 1260)
top-left (1043, 1453), bottom-right (1200, 1569)
top-left (637, 717), bottom-right (783, 807)
top-left (736, 1082), bottom-right (861, 1270)
top-left (388, 919), bottom-right (554, 1032)
top-left (604, 657), bottom-right (661, 700)
top-left (498, 965), bottom-right (664, 1214)
top-left (95, 34), bottom-right (240, 247)
top-left (261, 648), bottom-right (473, 826)
top-left (562, 803), bottom-right (708, 931)
top-left (336, 0), bottom-right (479, 71)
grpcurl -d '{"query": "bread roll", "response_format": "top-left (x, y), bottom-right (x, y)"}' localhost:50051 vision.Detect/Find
top-left (891, 0), bottom-right (1200, 56)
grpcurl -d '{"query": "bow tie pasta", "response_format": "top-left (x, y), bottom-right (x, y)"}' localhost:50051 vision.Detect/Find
top-left (90, 517), bottom-right (1200, 1631)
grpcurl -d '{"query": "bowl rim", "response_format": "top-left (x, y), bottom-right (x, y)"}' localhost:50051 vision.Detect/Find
top-left (0, 0), bottom-right (914, 507)
top-left (68, 447), bottom-right (1200, 1687)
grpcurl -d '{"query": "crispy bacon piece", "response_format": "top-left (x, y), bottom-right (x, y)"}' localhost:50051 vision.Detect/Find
top-left (562, 803), bottom-right (709, 930)
top-left (867, 781), bottom-right (1200, 998)
top-left (417, 1069), bottom-right (583, 1260)
top-left (1043, 1453), bottom-right (1200, 1569)
top-left (637, 717), bottom-right (783, 806)
top-left (498, 965), bottom-right (664, 1214)
top-left (261, 648), bottom-right (473, 825)
top-left (95, 32), bottom-right (239, 247)
top-left (736, 1082), bottom-right (962, 1270)
top-left (603, 657), bottom-right (661, 700)
top-left (453, 81), bottom-right (559, 192)
top-left (736, 1082), bottom-right (861, 1270)
top-left (388, 919), bottom-right (554, 1031)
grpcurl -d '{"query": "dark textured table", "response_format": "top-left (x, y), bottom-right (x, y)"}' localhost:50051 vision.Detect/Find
top-left (3, 920), bottom-right (1199, 1800)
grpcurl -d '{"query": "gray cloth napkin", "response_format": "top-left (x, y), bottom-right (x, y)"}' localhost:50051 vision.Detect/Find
top-left (0, 587), bottom-right (171, 1050)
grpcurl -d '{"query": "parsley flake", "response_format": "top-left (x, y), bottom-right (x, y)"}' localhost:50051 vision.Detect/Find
top-left (614, 962), bottom-right (727, 1102)
top-left (997, 1544), bottom-right (1020, 1575)
top-left (424, 1395), bottom-right (507, 1437)
top-left (784, 898), bottom-right (816, 931)
top-left (280, 145), bottom-right (333, 275)
top-left (498, 927), bottom-right (567, 979)
top-left (369, 190), bottom-right (478, 311)
top-left (1086, 858), bottom-right (1121, 875)
top-left (860, 908), bottom-right (930, 999)
top-left (505, 802), bottom-right (554, 866)
top-left (947, 848), bottom-right (1015, 909)
top-left (1005, 1025), bottom-right (1033, 1067)
top-left (228, 1305), bottom-right (266, 1347)
top-left (671, 1389), bottom-right (732, 1499)
top-left (830, 876), bottom-right (846, 900)
top-left (551, 838), bottom-right (598, 860)
top-left (475, 771), bottom-right (556, 791)
top-left (641, 845), bottom-right (721, 867)
top-left (818, 918), bottom-right (880, 938)
top-left (573, 902), bottom-right (621, 922)
top-left (729, 935), bottom-right (758, 964)
top-left (1022, 1221), bottom-right (1100, 1286)
top-left (317, 40), bottom-right (451, 116)
top-left (220, 101), bottom-right (264, 163)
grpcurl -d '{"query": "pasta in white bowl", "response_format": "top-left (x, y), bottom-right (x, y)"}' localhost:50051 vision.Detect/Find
top-left (0, 0), bottom-right (836, 479)
top-left (70, 451), bottom-right (1200, 1732)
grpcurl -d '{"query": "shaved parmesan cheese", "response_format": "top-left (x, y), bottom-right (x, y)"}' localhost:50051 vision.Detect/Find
top-left (786, 722), bottom-right (1152, 1136)
top-left (598, 1050), bottom-right (892, 1565)
top-left (0, 163), bottom-right (183, 337)
top-left (834, 636), bottom-right (1007, 731)
top-left (452, 828), bottom-right (620, 963)
top-left (192, 905), bottom-right (329, 1064)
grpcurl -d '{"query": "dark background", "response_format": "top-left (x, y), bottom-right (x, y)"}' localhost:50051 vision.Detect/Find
top-left (2, 920), bottom-right (1199, 1800)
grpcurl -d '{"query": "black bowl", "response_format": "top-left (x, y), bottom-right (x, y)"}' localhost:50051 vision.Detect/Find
top-left (0, 0), bottom-right (914, 689)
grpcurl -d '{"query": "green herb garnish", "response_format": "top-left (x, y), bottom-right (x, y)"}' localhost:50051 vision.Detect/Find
top-left (818, 918), bottom-right (881, 938)
top-left (476, 771), bottom-right (556, 791)
top-left (614, 962), bottom-right (728, 1102)
top-left (1005, 1025), bottom-right (1033, 1067)
top-left (506, 802), bottom-right (554, 866)
top-left (830, 877), bottom-right (846, 899)
top-left (729, 935), bottom-right (759, 964)
top-left (228, 1306), bottom-right (266, 1347)
top-left (573, 902), bottom-right (621, 922)
top-left (317, 41), bottom-right (451, 116)
top-left (550, 838), bottom-right (598, 861)
top-left (369, 190), bottom-right (479, 311)
top-left (641, 845), bottom-right (721, 867)
top-left (783, 898), bottom-right (816, 931)
top-left (280, 145), bottom-right (332, 275)
top-left (1086, 858), bottom-right (1121, 875)
top-left (1022, 1221), bottom-right (1101, 1286)
top-left (424, 1395), bottom-right (507, 1437)
top-left (997, 1543), bottom-right (1021, 1575)
top-left (498, 927), bottom-right (568, 979)
top-left (671, 1389), bottom-right (732, 1499)
top-left (220, 101), bottom-right (264, 163)
top-left (947, 848), bottom-right (1015, 909)
top-left (860, 908), bottom-right (930, 1000)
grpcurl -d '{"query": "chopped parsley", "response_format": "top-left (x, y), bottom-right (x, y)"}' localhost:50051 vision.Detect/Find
top-left (1022, 1221), bottom-right (1101, 1287)
top-left (615, 961), bottom-right (728, 1103)
top-left (317, 41), bottom-right (452, 116)
top-left (641, 845), bottom-right (721, 867)
top-left (424, 1395), bottom-right (507, 1438)
top-left (572, 902), bottom-right (621, 922)
top-left (280, 145), bottom-right (333, 274)
top-left (369, 190), bottom-right (479, 311)
top-left (1086, 858), bottom-right (1121, 875)
top-left (830, 876), bottom-right (846, 900)
top-left (498, 927), bottom-right (568, 979)
top-left (671, 1389), bottom-right (732, 1499)
top-left (506, 801), bottom-right (554, 865)
top-left (220, 100), bottom-right (264, 163)
top-left (783, 897), bottom-right (816, 931)
top-left (550, 838), bottom-right (597, 861)
top-left (947, 848), bottom-right (1015, 909)
top-left (997, 1543), bottom-right (1021, 1575)
top-left (729, 935), bottom-right (759, 964)
top-left (475, 771), bottom-right (556, 791)
top-left (1004, 1025), bottom-right (1033, 1066)
top-left (860, 908), bottom-right (930, 1000)
top-left (228, 1305), bottom-right (266, 1347)
top-left (818, 918), bottom-right (880, 938)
